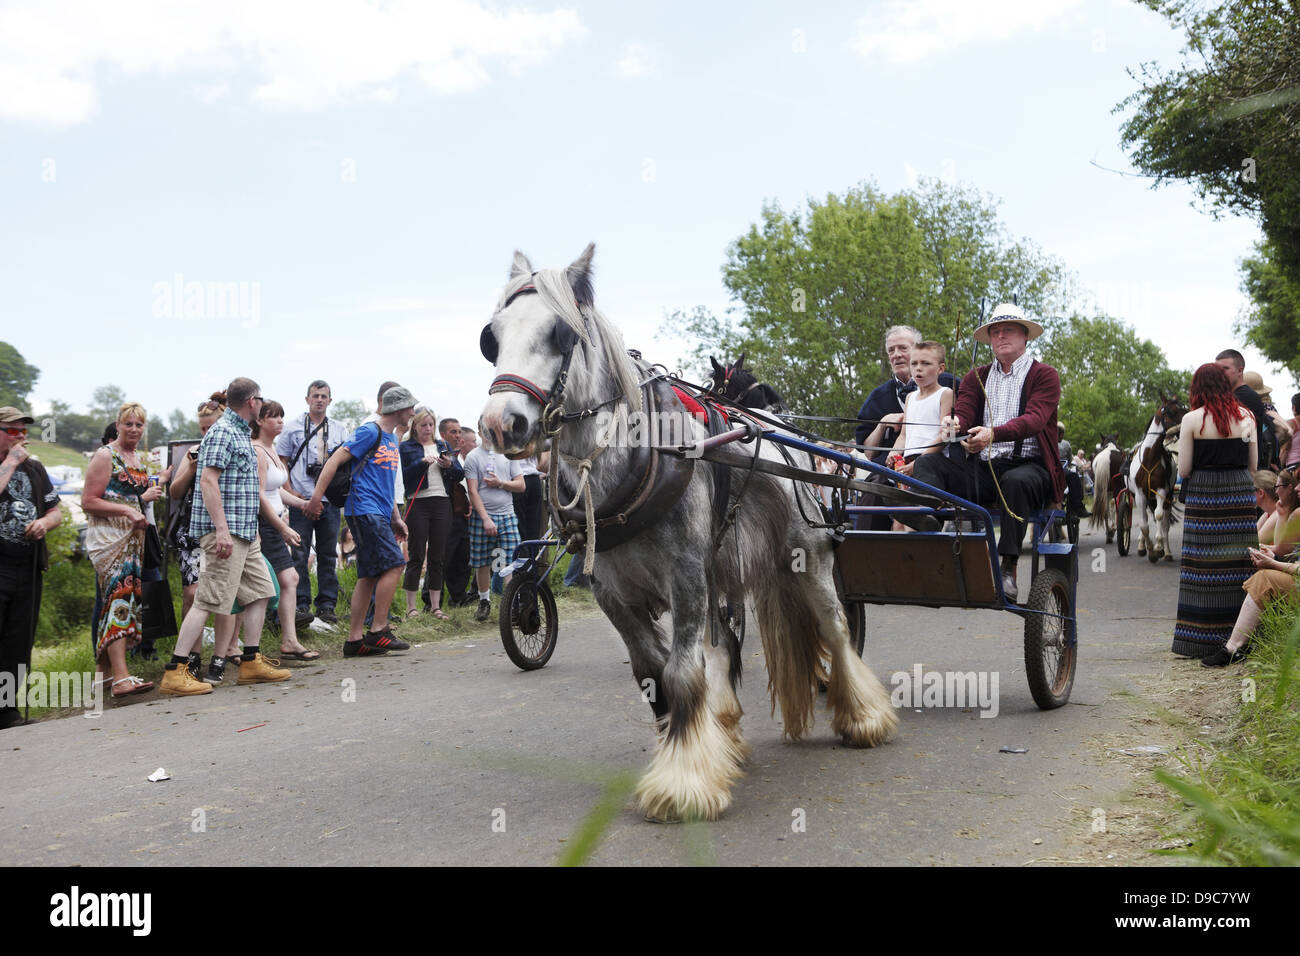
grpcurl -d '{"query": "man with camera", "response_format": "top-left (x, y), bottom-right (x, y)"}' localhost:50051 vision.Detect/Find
top-left (277, 380), bottom-right (348, 628)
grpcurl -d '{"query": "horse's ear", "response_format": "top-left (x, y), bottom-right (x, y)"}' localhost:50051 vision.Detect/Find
top-left (510, 250), bottom-right (533, 280)
top-left (710, 356), bottom-right (723, 374)
top-left (567, 242), bottom-right (596, 306)
top-left (736, 352), bottom-right (746, 370)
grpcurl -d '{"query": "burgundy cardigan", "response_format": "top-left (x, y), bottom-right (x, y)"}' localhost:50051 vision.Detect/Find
top-left (954, 359), bottom-right (1066, 506)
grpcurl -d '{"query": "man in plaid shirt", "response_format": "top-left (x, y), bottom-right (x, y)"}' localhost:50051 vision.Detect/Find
top-left (161, 377), bottom-right (290, 694)
top-left (908, 304), bottom-right (1065, 602)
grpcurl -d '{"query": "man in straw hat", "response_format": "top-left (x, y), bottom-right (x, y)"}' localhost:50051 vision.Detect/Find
top-left (905, 304), bottom-right (1064, 602)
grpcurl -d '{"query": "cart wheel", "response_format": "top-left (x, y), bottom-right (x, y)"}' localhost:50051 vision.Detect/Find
top-left (500, 574), bottom-right (558, 671)
top-left (1023, 567), bottom-right (1075, 709)
top-left (1116, 496), bottom-right (1131, 556)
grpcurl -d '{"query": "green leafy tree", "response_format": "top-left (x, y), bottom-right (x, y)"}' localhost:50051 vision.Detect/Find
top-left (661, 179), bottom-right (1072, 420)
top-left (1238, 240), bottom-right (1300, 379)
top-left (89, 384), bottom-right (128, 421)
top-left (1117, 0), bottom-right (1300, 365)
top-left (1040, 315), bottom-right (1191, 449)
top-left (0, 341), bottom-right (39, 409)
top-left (167, 408), bottom-right (200, 442)
top-left (330, 399), bottom-right (367, 435)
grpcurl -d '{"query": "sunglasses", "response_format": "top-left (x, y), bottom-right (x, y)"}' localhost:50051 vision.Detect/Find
top-left (2, 426), bottom-right (27, 436)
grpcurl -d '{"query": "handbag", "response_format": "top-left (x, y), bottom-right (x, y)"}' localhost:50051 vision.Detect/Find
top-left (137, 492), bottom-right (165, 571)
top-left (141, 577), bottom-right (178, 641)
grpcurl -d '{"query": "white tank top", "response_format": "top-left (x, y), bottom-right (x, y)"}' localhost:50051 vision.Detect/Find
top-left (904, 387), bottom-right (948, 457)
top-left (258, 445), bottom-right (288, 518)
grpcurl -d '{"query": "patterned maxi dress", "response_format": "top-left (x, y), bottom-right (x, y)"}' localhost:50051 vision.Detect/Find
top-left (85, 448), bottom-right (149, 661)
top-left (1173, 436), bottom-right (1256, 657)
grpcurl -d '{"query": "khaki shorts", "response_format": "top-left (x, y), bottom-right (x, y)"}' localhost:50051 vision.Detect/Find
top-left (194, 532), bottom-right (277, 615)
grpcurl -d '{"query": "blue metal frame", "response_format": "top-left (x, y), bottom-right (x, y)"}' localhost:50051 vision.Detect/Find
top-left (759, 430), bottom-right (1077, 642)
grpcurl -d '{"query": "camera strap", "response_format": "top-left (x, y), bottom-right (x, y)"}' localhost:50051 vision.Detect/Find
top-left (287, 413), bottom-right (328, 474)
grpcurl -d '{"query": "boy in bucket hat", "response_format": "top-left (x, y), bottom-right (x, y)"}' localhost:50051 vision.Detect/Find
top-left (305, 386), bottom-right (416, 655)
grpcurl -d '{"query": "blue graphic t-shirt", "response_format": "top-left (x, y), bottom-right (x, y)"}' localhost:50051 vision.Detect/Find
top-left (343, 422), bottom-right (401, 517)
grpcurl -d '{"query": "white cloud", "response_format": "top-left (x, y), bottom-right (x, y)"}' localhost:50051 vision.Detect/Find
top-left (615, 43), bottom-right (660, 78)
top-left (850, 0), bottom-right (1083, 63)
top-left (194, 82), bottom-right (230, 105)
top-left (0, 0), bottom-right (586, 127)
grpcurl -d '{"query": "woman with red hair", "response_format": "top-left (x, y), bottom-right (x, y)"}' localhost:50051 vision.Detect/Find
top-left (1173, 363), bottom-right (1258, 658)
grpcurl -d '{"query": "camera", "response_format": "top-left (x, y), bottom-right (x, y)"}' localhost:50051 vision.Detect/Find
top-left (306, 463), bottom-right (323, 478)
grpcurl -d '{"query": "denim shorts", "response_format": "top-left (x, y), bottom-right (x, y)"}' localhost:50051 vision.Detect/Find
top-left (347, 513), bottom-right (406, 580)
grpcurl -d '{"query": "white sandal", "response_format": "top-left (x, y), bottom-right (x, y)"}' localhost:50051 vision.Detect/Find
top-left (111, 676), bottom-right (154, 697)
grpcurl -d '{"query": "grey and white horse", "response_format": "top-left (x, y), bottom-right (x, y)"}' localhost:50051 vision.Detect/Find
top-left (479, 244), bottom-right (897, 821)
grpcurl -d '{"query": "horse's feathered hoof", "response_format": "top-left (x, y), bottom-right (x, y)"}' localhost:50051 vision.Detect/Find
top-left (1164, 552), bottom-right (1174, 562)
top-left (1138, 549), bottom-right (1147, 557)
top-left (1106, 532), bottom-right (1114, 544)
top-left (833, 705), bottom-right (899, 749)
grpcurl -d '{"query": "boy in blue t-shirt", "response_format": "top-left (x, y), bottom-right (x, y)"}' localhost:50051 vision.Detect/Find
top-left (305, 387), bottom-right (418, 656)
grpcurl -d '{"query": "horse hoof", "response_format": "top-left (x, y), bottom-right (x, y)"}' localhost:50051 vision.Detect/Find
top-left (1138, 549), bottom-right (1146, 557)
top-left (1148, 550), bottom-right (1160, 564)
top-left (1106, 533), bottom-right (1114, 544)
top-left (1164, 552), bottom-right (1174, 562)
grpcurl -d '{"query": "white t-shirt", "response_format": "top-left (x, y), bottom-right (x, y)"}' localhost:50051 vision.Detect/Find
top-left (463, 448), bottom-right (523, 515)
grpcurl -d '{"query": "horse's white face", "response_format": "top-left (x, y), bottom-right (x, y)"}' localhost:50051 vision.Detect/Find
top-left (479, 247), bottom-right (591, 456)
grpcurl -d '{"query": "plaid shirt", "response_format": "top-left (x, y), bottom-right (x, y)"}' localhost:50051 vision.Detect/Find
top-left (189, 408), bottom-right (261, 541)
top-left (983, 351), bottom-right (1040, 461)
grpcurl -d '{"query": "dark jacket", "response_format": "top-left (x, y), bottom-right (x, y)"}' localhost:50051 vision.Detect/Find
top-left (955, 359), bottom-right (1066, 505)
top-left (855, 372), bottom-right (958, 460)
top-left (399, 439), bottom-right (464, 501)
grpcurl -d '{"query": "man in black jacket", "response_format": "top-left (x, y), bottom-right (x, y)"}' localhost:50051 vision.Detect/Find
top-left (0, 408), bottom-right (62, 729)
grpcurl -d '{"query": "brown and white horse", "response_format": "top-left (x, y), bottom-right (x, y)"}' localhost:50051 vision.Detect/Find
top-left (1125, 397), bottom-right (1186, 562)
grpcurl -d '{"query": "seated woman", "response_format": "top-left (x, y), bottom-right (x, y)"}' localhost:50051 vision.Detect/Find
top-left (1204, 542), bottom-right (1300, 667)
top-left (1254, 469), bottom-right (1279, 543)
top-left (1259, 466), bottom-right (1300, 554)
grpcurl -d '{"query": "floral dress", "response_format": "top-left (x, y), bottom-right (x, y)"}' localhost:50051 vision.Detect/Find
top-left (85, 447), bottom-right (149, 659)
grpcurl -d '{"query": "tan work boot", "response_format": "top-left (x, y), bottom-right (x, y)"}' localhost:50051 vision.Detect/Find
top-left (236, 653), bottom-right (291, 685)
top-left (159, 664), bottom-right (214, 696)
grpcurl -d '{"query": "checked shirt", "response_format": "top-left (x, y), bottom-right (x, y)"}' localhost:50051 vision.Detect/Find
top-left (983, 351), bottom-right (1040, 461)
top-left (189, 408), bottom-right (261, 542)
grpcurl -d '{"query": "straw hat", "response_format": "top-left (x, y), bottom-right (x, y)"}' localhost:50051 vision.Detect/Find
top-left (1243, 370), bottom-right (1272, 401)
top-left (972, 303), bottom-right (1045, 345)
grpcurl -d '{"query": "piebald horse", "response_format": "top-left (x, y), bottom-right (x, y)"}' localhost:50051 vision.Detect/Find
top-left (1088, 433), bottom-right (1122, 543)
top-left (1127, 397), bottom-right (1186, 562)
top-left (479, 245), bottom-right (897, 821)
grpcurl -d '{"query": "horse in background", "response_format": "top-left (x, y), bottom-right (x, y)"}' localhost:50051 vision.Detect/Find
top-left (480, 245), bottom-right (897, 822)
top-left (1126, 396), bottom-right (1186, 562)
top-left (1089, 433), bottom-right (1123, 543)
top-left (709, 354), bottom-right (791, 414)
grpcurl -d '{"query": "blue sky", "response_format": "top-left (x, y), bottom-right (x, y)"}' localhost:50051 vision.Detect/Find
top-left (0, 0), bottom-right (1276, 432)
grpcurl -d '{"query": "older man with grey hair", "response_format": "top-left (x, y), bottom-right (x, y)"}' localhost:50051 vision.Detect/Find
top-left (854, 324), bottom-right (957, 529)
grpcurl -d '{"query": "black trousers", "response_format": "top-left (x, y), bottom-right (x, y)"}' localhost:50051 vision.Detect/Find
top-left (512, 473), bottom-right (544, 558)
top-left (0, 556), bottom-right (41, 720)
top-left (909, 453), bottom-right (1051, 560)
top-left (404, 496), bottom-right (453, 603)
top-left (443, 510), bottom-right (472, 603)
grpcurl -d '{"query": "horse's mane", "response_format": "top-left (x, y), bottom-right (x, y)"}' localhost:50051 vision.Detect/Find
top-left (497, 267), bottom-right (643, 414)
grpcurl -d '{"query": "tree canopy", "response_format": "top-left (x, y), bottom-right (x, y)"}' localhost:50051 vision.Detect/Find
top-left (1117, 0), bottom-right (1300, 371)
top-left (661, 179), bottom-right (1072, 421)
top-left (1039, 315), bottom-right (1191, 448)
top-left (0, 342), bottom-right (39, 410)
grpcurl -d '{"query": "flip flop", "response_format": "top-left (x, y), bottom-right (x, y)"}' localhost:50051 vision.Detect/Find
top-left (278, 649), bottom-right (322, 661)
top-left (111, 676), bottom-right (154, 698)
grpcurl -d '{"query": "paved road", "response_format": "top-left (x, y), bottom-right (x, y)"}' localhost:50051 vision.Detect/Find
top-left (1, 522), bottom-right (1187, 866)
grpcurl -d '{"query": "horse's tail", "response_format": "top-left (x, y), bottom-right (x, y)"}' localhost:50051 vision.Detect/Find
top-left (753, 574), bottom-right (827, 741)
top-left (1089, 449), bottom-right (1112, 531)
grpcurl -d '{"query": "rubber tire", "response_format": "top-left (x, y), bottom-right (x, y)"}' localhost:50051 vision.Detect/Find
top-left (1116, 496), bottom-right (1131, 557)
top-left (499, 574), bottom-right (558, 671)
top-left (1023, 567), bottom-right (1076, 710)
